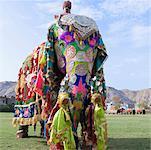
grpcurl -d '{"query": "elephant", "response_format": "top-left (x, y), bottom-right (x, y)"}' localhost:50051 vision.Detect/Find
top-left (12, 1), bottom-right (108, 149)
top-left (46, 13), bottom-right (108, 149)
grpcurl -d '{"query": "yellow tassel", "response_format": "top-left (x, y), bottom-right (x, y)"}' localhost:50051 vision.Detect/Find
top-left (20, 118), bottom-right (24, 124)
top-left (12, 118), bottom-right (17, 127)
top-left (28, 118), bottom-right (32, 125)
top-left (80, 40), bottom-right (82, 46)
top-left (28, 118), bottom-right (30, 125)
top-left (12, 118), bottom-right (15, 125)
top-left (17, 118), bottom-right (20, 125)
top-left (24, 119), bottom-right (28, 125)
top-left (69, 25), bottom-right (72, 31)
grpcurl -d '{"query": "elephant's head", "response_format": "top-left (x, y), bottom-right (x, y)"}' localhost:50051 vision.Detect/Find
top-left (47, 14), bottom-right (107, 103)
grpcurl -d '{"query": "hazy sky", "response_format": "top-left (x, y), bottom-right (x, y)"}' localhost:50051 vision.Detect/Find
top-left (0, 0), bottom-right (150, 90)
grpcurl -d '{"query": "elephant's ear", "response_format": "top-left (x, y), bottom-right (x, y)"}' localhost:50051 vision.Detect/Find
top-left (93, 34), bottom-right (108, 72)
top-left (91, 33), bottom-right (108, 109)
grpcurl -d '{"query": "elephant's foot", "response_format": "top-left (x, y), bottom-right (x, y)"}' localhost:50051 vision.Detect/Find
top-left (16, 125), bottom-right (28, 138)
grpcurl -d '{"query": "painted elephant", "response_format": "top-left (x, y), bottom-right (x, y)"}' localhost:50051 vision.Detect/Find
top-left (13, 5), bottom-right (108, 150)
top-left (46, 13), bottom-right (108, 149)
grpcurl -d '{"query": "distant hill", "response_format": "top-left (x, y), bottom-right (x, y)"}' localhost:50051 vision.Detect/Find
top-left (0, 81), bottom-right (150, 107)
top-left (122, 88), bottom-right (151, 106)
top-left (0, 81), bottom-right (16, 97)
top-left (106, 87), bottom-right (135, 107)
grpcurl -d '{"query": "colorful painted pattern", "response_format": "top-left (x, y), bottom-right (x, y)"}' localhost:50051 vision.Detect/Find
top-left (12, 102), bottom-right (40, 127)
top-left (53, 21), bottom-right (107, 104)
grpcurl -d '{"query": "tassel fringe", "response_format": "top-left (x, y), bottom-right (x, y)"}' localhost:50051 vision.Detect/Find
top-left (12, 114), bottom-right (41, 127)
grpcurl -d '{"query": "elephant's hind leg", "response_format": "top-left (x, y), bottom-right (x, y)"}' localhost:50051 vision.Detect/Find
top-left (16, 125), bottom-right (28, 138)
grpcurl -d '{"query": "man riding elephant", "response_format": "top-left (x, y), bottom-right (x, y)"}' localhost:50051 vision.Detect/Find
top-left (13, 1), bottom-right (108, 149)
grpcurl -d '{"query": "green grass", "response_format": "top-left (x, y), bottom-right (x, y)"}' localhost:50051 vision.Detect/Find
top-left (107, 115), bottom-right (151, 150)
top-left (0, 113), bottom-right (151, 150)
top-left (0, 113), bottom-right (48, 150)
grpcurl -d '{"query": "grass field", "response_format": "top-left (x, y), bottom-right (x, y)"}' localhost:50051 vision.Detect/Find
top-left (0, 113), bottom-right (151, 150)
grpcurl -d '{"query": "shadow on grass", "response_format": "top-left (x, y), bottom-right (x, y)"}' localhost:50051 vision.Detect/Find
top-left (107, 138), bottom-right (150, 150)
top-left (28, 135), bottom-right (42, 138)
top-left (39, 140), bottom-right (48, 145)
